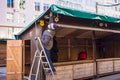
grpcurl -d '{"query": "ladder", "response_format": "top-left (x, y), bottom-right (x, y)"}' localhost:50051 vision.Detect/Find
top-left (27, 37), bottom-right (56, 80)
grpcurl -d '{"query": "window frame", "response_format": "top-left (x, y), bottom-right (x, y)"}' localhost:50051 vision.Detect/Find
top-left (6, 12), bottom-right (14, 22)
top-left (35, 2), bottom-right (40, 11)
top-left (7, 0), bottom-right (14, 8)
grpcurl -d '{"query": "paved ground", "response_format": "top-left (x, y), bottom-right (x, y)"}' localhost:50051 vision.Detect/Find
top-left (0, 67), bottom-right (120, 80)
top-left (0, 67), bottom-right (6, 80)
top-left (93, 74), bottom-right (120, 80)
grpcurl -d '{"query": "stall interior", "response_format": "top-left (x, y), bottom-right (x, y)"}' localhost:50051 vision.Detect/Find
top-left (0, 41), bottom-right (6, 66)
top-left (23, 40), bottom-right (31, 76)
top-left (54, 27), bottom-right (120, 62)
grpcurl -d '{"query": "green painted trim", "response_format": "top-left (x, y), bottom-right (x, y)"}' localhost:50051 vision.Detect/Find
top-left (0, 38), bottom-right (15, 41)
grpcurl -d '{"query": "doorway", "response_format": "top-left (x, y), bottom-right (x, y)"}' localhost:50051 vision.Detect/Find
top-left (23, 40), bottom-right (31, 76)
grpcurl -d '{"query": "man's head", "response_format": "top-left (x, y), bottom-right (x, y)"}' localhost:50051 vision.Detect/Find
top-left (48, 23), bottom-right (58, 30)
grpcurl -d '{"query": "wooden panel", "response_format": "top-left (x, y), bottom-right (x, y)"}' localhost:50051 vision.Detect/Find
top-left (114, 60), bottom-right (120, 72)
top-left (7, 40), bottom-right (23, 80)
top-left (46, 65), bottom-right (73, 80)
top-left (97, 61), bottom-right (113, 74)
top-left (73, 63), bottom-right (94, 79)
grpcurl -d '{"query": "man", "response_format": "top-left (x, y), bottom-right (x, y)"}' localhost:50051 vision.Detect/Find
top-left (41, 23), bottom-right (58, 73)
top-left (51, 36), bottom-right (58, 62)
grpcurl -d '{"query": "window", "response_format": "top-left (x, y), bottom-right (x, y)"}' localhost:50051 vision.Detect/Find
top-left (13, 28), bottom-right (23, 35)
top-left (6, 12), bottom-right (14, 22)
top-left (43, 4), bottom-right (49, 11)
top-left (7, 0), bottom-right (14, 8)
top-left (18, 13), bottom-right (25, 23)
top-left (114, 0), bottom-right (118, 3)
top-left (35, 2), bottom-right (40, 11)
top-left (115, 6), bottom-right (118, 11)
top-left (0, 27), bottom-right (12, 38)
top-left (0, 27), bottom-right (23, 38)
top-left (19, 0), bottom-right (25, 9)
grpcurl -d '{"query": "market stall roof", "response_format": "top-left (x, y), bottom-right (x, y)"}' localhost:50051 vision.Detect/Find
top-left (51, 5), bottom-right (120, 23)
top-left (17, 4), bottom-right (120, 36)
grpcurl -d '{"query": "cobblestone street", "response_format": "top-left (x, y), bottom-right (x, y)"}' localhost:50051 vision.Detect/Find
top-left (0, 67), bottom-right (6, 80)
top-left (93, 74), bottom-right (120, 80)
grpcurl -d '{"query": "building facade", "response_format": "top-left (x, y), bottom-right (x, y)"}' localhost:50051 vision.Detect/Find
top-left (55, 0), bottom-right (120, 17)
top-left (0, 0), bottom-right (119, 39)
top-left (0, 0), bottom-right (53, 39)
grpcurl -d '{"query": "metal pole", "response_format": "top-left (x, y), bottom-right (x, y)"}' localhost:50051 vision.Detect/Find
top-left (96, 2), bottom-right (98, 13)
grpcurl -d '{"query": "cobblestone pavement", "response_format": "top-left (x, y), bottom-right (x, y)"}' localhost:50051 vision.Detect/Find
top-left (0, 67), bottom-right (6, 80)
top-left (0, 67), bottom-right (120, 80)
top-left (93, 74), bottom-right (120, 80)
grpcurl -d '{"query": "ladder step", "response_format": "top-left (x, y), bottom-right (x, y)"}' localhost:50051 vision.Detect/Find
top-left (31, 74), bottom-right (36, 76)
top-left (29, 37), bottom-right (56, 80)
top-left (36, 56), bottom-right (40, 57)
top-left (24, 76), bottom-right (29, 79)
top-left (42, 62), bottom-right (48, 64)
top-left (44, 68), bottom-right (51, 70)
top-left (41, 56), bottom-right (45, 57)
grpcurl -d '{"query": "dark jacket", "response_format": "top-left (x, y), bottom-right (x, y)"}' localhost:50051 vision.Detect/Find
top-left (41, 29), bottom-right (55, 50)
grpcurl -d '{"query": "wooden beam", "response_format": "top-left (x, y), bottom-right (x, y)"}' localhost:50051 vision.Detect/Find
top-left (68, 39), bottom-right (71, 60)
top-left (58, 24), bottom-right (120, 33)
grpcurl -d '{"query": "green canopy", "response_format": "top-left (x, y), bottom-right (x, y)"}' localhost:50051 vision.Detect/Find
top-left (17, 4), bottom-right (120, 36)
top-left (51, 5), bottom-right (120, 23)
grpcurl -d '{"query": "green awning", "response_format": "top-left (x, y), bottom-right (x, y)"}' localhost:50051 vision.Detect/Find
top-left (17, 4), bottom-right (120, 36)
top-left (51, 5), bottom-right (120, 23)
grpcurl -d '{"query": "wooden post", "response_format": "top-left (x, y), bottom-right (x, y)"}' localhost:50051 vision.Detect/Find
top-left (93, 31), bottom-right (96, 61)
top-left (68, 39), bottom-right (71, 60)
top-left (49, 12), bottom-right (53, 24)
top-left (22, 41), bottom-right (25, 78)
top-left (92, 31), bottom-right (98, 78)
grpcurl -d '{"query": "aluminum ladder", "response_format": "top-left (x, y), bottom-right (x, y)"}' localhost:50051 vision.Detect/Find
top-left (27, 37), bottom-right (56, 80)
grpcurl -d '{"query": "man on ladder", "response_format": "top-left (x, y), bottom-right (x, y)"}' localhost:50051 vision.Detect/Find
top-left (41, 23), bottom-right (58, 74)
top-left (27, 23), bottom-right (58, 80)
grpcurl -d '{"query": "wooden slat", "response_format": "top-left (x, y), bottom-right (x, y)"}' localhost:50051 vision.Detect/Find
top-left (97, 61), bottom-right (113, 74)
top-left (46, 65), bottom-right (73, 80)
top-left (114, 60), bottom-right (120, 72)
top-left (73, 63), bottom-right (94, 79)
top-left (7, 40), bottom-right (23, 80)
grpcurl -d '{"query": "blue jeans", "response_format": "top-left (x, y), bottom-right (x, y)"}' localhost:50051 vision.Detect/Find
top-left (44, 48), bottom-right (56, 72)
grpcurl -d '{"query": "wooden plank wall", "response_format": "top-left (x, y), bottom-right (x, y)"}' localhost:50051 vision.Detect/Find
top-left (24, 40), bottom-right (31, 76)
top-left (114, 59), bottom-right (120, 72)
top-left (0, 41), bottom-right (6, 66)
top-left (46, 58), bottom-right (120, 80)
top-left (96, 36), bottom-right (120, 58)
top-left (97, 60), bottom-right (113, 74)
top-left (73, 62), bottom-right (94, 79)
top-left (7, 40), bottom-right (23, 80)
top-left (57, 38), bottom-right (93, 61)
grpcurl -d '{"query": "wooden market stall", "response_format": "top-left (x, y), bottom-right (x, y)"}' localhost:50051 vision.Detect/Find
top-left (0, 38), bottom-right (14, 67)
top-left (0, 40), bottom-right (6, 66)
top-left (6, 5), bottom-right (120, 80)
